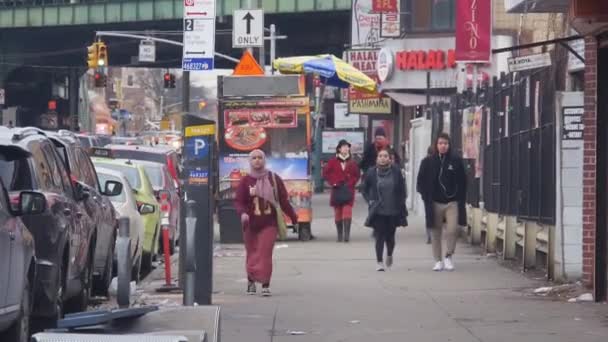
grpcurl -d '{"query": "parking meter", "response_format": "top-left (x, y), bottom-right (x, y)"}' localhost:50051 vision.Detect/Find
top-left (180, 115), bottom-right (215, 305)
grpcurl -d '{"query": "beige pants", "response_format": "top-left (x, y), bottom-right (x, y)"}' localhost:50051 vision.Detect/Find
top-left (431, 202), bottom-right (459, 262)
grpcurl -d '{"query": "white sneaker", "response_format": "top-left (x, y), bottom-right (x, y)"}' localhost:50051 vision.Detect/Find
top-left (433, 261), bottom-right (444, 271)
top-left (444, 257), bottom-right (454, 271)
top-left (376, 262), bottom-right (385, 272)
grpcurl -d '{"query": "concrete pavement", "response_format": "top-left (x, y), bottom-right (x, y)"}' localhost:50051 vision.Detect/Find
top-left (213, 194), bottom-right (608, 342)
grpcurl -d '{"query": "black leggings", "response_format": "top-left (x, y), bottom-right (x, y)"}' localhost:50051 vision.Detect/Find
top-left (373, 215), bottom-right (397, 262)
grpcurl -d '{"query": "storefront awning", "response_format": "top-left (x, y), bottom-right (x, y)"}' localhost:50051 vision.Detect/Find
top-left (385, 92), bottom-right (447, 107)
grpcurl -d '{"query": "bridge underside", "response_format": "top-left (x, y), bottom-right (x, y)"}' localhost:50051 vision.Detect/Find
top-left (0, 0), bottom-right (351, 28)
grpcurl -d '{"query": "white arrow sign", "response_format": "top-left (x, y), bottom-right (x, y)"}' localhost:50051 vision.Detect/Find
top-left (233, 9), bottom-right (264, 48)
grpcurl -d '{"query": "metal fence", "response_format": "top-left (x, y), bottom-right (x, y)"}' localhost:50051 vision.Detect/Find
top-left (437, 67), bottom-right (556, 225)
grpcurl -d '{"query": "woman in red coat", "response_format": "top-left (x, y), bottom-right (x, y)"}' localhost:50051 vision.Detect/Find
top-left (235, 149), bottom-right (298, 296)
top-left (323, 139), bottom-right (361, 242)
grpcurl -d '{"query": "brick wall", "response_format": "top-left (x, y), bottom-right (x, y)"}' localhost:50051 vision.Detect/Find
top-left (582, 36), bottom-right (597, 286)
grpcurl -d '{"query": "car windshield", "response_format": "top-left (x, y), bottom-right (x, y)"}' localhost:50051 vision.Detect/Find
top-left (77, 136), bottom-right (91, 148)
top-left (94, 163), bottom-right (141, 190)
top-left (0, 151), bottom-right (34, 191)
top-left (142, 165), bottom-right (164, 189)
top-left (97, 173), bottom-right (126, 203)
top-left (111, 150), bottom-right (167, 165)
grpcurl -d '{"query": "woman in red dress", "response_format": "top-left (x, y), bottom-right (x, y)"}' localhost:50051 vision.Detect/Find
top-left (235, 149), bottom-right (298, 296)
top-left (323, 139), bottom-right (361, 242)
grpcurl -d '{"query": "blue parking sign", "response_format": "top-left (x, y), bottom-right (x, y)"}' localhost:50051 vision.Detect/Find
top-left (185, 136), bottom-right (210, 159)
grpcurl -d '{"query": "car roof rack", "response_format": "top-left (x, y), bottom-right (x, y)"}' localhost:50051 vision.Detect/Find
top-left (11, 127), bottom-right (46, 141)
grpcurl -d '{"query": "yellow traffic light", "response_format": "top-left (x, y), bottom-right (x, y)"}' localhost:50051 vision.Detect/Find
top-left (97, 42), bottom-right (108, 67)
top-left (87, 42), bottom-right (99, 69)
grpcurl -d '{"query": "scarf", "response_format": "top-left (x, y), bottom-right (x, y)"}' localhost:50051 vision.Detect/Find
top-left (249, 150), bottom-right (276, 204)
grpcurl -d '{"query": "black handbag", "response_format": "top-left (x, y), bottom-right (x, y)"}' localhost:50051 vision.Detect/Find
top-left (333, 183), bottom-right (353, 205)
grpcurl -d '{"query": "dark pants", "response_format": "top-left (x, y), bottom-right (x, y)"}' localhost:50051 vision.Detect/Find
top-left (372, 215), bottom-right (397, 262)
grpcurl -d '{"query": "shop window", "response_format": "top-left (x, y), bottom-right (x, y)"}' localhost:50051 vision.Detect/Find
top-left (406, 0), bottom-right (455, 32)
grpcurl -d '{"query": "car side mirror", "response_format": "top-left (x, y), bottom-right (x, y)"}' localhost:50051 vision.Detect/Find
top-left (103, 180), bottom-right (123, 197)
top-left (75, 182), bottom-right (91, 201)
top-left (19, 191), bottom-right (47, 215)
top-left (139, 203), bottom-right (155, 215)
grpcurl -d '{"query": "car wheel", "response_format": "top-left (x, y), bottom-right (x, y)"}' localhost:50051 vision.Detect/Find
top-left (1, 277), bottom-right (31, 342)
top-left (131, 254), bottom-right (142, 283)
top-left (93, 233), bottom-right (115, 297)
top-left (141, 251), bottom-right (153, 275)
top-left (65, 251), bottom-right (93, 313)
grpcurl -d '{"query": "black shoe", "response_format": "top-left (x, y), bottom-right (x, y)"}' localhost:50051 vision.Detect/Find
top-left (426, 237), bottom-right (431, 244)
top-left (247, 282), bottom-right (256, 295)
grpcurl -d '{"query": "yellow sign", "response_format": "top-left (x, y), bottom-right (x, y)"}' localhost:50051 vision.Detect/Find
top-left (185, 124), bottom-right (215, 137)
top-left (349, 97), bottom-right (392, 114)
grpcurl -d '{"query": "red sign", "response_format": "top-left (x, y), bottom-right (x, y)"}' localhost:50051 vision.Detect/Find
top-left (372, 0), bottom-right (398, 13)
top-left (224, 109), bottom-right (297, 128)
top-left (455, 0), bottom-right (492, 63)
top-left (395, 50), bottom-right (457, 70)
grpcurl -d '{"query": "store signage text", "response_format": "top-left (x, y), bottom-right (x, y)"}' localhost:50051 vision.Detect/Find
top-left (395, 49), bottom-right (457, 71)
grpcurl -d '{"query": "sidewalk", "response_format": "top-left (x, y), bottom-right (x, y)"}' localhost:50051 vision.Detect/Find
top-left (212, 194), bottom-right (608, 342)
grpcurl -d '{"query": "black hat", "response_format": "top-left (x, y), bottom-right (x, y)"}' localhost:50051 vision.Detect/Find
top-left (374, 127), bottom-right (386, 137)
top-left (336, 139), bottom-right (351, 152)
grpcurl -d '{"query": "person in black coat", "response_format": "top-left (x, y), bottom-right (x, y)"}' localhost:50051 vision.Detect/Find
top-left (417, 145), bottom-right (434, 245)
top-left (359, 127), bottom-right (401, 173)
top-left (362, 148), bottom-right (408, 272)
top-left (416, 133), bottom-right (467, 272)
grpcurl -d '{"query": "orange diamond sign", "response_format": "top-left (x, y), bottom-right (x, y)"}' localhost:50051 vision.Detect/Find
top-left (233, 50), bottom-right (265, 76)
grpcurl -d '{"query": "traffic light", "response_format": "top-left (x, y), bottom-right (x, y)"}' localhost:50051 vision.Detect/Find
top-left (94, 71), bottom-right (106, 88)
top-left (87, 42), bottom-right (99, 69)
top-left (97, 42), bottom-right (108, 67)
top-left (164, 73), bottom-right (176, 89)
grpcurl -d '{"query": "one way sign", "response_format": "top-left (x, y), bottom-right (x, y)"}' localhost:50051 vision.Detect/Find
top-left (233, 9), bottom-right (264, 48)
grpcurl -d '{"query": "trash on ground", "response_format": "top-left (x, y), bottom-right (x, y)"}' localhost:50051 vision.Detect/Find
top-left (108, 278), bottom-right (137, 297)
top-left (287, 330), bottom-right (307, 335)
top-left (349, 320), bottom-right (361, 324)
top-left (275, 244), bottom-right (289, 249)
top-left (573, 293), bottom-right (594, 302)
top-left (533, 286), bottom-right (553, 294)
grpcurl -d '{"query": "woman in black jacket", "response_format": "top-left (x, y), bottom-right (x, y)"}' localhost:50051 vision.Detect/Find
top-left (362, 148), bottom-right (408, 271)
top-left (417, 133), bottom-right (467, 272)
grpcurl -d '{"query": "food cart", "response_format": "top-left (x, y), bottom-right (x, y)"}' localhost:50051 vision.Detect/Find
top-left (216, 75), bottom-right (313, 242)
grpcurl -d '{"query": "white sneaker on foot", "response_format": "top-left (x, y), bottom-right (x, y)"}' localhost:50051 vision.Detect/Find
top-left (376, 262), bottom-right (385, 272)
top-left (444, 257), bottom-right (454, 271)
top-left (261, 287), bottom-right (271, 297)
top-left (433, 261), bottom-right (444, 271)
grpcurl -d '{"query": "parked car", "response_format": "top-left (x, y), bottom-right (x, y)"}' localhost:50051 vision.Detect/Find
top-left (0, 127), bottom-right (121, 324)
top-left (131, 160), bottom-right (180, 255)
top-left (47, 130), bottom-right (118, 296)
top-left (95, 167), bottom-right (145, 281)
top-left (96, 145), bottom-right (181, 188)
top-left (0, 175), bottom-right (41, 342)
top-left (91, 157), bottom-right (161, 272)
top-left (74, 133), bottom-right (101, 155)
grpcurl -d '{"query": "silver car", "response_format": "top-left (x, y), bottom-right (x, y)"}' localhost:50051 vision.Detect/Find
top-left (95, 167), bottom-right (145, 282)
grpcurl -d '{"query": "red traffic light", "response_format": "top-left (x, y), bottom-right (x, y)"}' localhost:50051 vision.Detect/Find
top-left (164, 73), bottom-right (171, 81)
top-left (94, 72), bottom-right (102, 80)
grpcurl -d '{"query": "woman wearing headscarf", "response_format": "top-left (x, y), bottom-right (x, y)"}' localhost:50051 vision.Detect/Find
top-left (323, 139), bottom-right (360, 242)
top-left (235, 150), bottom-right (298, 296)
top-left (362, 148), bottom-right (408, 271)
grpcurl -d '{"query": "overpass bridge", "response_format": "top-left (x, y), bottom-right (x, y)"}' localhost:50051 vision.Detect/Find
top-left (0, 0), bottom-right (350, 28)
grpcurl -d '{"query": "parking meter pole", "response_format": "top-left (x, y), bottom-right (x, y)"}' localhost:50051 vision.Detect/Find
top-left (116, 217), bottom-right (131, 308)
top-left (183, 200), bottom-right (197, 306)
top-left (181, 115), bottom-right (215, 305)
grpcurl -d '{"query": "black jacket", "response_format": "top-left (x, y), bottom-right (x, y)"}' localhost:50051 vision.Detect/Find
top-left (416, 153), bottom-right (467, 227)
top-left (359, 143), bottom-right (401, 173)
top-left (362, 164), bottom-right (408, 227)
